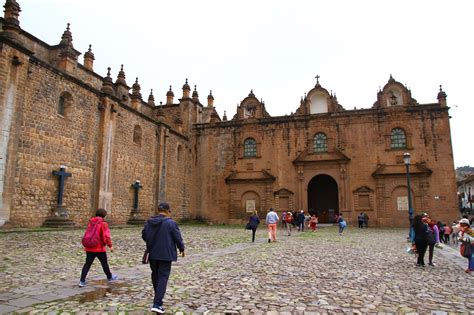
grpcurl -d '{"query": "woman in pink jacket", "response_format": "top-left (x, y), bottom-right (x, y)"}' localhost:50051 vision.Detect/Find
top-left (79, 208), bottom-right (118, 287)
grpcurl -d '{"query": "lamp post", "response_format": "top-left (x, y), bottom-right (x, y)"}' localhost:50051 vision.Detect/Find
top-left (403, 152), bottom-right (414, 241)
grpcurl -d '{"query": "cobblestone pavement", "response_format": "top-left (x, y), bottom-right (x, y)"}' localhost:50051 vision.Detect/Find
top-left (0, 225), bottom-right (473, 314)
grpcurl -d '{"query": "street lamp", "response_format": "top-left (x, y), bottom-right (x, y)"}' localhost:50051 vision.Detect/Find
top-left (403, 152), bottom-right (414, 241)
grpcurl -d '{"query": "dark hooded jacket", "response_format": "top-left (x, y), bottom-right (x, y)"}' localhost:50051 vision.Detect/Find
top-left (142, 215), bottom-right (185, 261)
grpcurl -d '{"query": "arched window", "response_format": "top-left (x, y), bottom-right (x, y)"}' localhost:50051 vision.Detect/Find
top-left (58, 92), bottom-right (72, 116)
top-left (391, 128), bottom-right (407, 148)
top-left (243, 138), bottom-right (257, 157)
top-left (313, 132), bottom-right (328, 153)
top-left (133, 125), bottom-right (142, 145)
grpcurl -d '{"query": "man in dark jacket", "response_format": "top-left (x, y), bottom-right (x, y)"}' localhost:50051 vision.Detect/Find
top-left (296, 210), bottom-right (305, 232)
top-left (142, 202), bottom-right (185, 313)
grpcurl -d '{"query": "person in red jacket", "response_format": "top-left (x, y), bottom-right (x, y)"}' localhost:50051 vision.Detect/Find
top-left (79, 208), bottom-right (118, 287)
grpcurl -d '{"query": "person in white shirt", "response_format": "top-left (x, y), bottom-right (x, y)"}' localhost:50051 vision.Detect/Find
top-left (265, 208), bottom-right (279, 243)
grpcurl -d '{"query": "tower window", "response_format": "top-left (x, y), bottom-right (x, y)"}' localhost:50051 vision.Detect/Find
top-left (313, 132), bottom-right (328, 153)
top-left (391, 128), bottom-right (406, 149)
top-left (243, 138), bottom-right (257, 157)
top-left (58, 92), bottom-right (72, 116)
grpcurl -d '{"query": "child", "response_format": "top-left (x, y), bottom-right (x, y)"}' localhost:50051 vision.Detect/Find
top-left (338, 214), bottom-right (347, 235)
top-left (443, 224), bottom-right (452, 244)
top-left (451, 221), bottom-right (459, 244)
top-left (309, 214), bottom-right (318, 232)
top-left (285, 212), bottom-right (293, 236)
top-left (79, 208), bottom-right (118, 287)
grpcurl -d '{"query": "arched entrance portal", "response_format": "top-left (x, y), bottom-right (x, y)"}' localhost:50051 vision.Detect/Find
top-left (307, 174), bottom-right (339, 223)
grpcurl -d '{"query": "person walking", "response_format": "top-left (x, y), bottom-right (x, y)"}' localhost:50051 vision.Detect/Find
top-left (413, 213), bottom-right (430, 267)
top-left (443, 224), bottom-right (452, 244)
top-left (309, 214), bottom-right (318, 232)
top-left (281, 211), bottom-right (287, 229)
top-left (458, 218), bottom-right (473, 273)
top-left (248, 211), bottom-right (260, 242)
top-left (79, 208), bottom-right (118, 287)
top-left (265, 208), bottom-right (279, 243)
top-left (296, 210), bottom-right (305, 232)
top-left (363, 212), bottom-right (369, 228)
top-left (338, 214), bottom-right (347, 235)
top-left (427, 218), bottom-right (440, 266)
top-left (285, 212), bottom-right (293, 236)
top-left (358, 212), bottom-right (364, 229)
top-left (142, 203), bottom-right (185, 313)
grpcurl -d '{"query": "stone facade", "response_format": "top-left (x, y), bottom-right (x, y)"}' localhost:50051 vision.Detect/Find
top-left (0, 1), bottom-right (459, 227)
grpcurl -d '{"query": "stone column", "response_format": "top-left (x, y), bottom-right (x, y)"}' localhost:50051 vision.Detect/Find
top-left (96, 98), bottom-right (117, 219)
top-left (0, 48), bottom-right (27, 226)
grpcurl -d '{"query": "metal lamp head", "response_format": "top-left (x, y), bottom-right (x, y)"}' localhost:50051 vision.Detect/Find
top-left (403, 152), bottom-right (411, 165)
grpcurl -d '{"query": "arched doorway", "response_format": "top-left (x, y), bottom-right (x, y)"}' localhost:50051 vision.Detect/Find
top-left (307, 174), bottom-right (339, 223)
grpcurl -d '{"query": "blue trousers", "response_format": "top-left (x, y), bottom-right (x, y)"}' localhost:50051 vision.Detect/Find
top-left (149, 260), bottom-right (172, 306)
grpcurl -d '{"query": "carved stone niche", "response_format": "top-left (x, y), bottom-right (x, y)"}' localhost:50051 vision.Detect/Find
top-left (353, 186), bottom-right (374, 211)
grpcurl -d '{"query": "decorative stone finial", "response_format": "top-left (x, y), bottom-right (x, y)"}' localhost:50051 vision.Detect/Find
top-left (148, 89), bottom-right (156, 106)
top-left (166, 85), bottom-right (174, 105)
top-left (59, 23), bottom-right (74, 48)
top-left (207, 90), bottom-right (214, 107)
top-left (192, 85), bottom-right (199, 99)
top-left (437, 84), bottom-right (447, 103)
top-left (84, 44), bottom-right (94, 59)
top-left (131, 77), bottom-right (142, 99)
top-left (166, 85), bottom-right (174, 97)
top-left (182, 78), bottom-right (191, 91)
top-left (115, 64), bottom-right (128, 87)
top-left (3, 0), bottom-right (22, 32)
top-left (83, 44), bottom-right (95, 70)
top-left (249, 89), bottom-right (255, 97)
top-left (101, 67), bottom-right (115, 95)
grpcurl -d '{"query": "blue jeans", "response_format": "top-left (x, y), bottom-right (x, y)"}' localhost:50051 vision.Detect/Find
top-left (149, 260), bottom-right (172, 306)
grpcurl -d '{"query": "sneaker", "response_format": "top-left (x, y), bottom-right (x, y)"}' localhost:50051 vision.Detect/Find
top-left (78, 281), bottom-right (86, 287)
top-left (151, 304), bottom-right (165, 313)
top-left (428, 262), bottom-right (435, 266)
top-left (108, 274), bottom-right (118, 282)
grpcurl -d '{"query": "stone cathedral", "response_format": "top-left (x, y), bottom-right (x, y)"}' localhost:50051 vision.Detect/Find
top-left (0, 0), bottom-right (458, 227)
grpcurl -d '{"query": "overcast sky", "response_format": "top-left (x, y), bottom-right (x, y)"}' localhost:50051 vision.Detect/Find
top-left (18, 0), bottom-right (473, 168)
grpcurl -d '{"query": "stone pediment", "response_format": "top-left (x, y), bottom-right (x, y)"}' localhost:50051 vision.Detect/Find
top-left (274, 188), bottom-right (294, 196)
top-left (372, 163), bottom-right (432, 177)
top-left (225, 170), bottom-right (276, 184)
top-left (293, 147), bottom-right (350, 165)
top-left (353, 186), bottom-right (374, 193)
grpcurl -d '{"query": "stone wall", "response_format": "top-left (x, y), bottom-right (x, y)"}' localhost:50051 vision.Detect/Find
top-left (11, 60), bottom-right (101, 227)
top-left (194, 104), bottom-right (458, 227)
top-left (108, 104), bottom-right (159, 223)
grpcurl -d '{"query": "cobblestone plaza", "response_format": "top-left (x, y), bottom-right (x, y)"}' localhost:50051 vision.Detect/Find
top-left (0, 225), bottom-right (473, 314)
